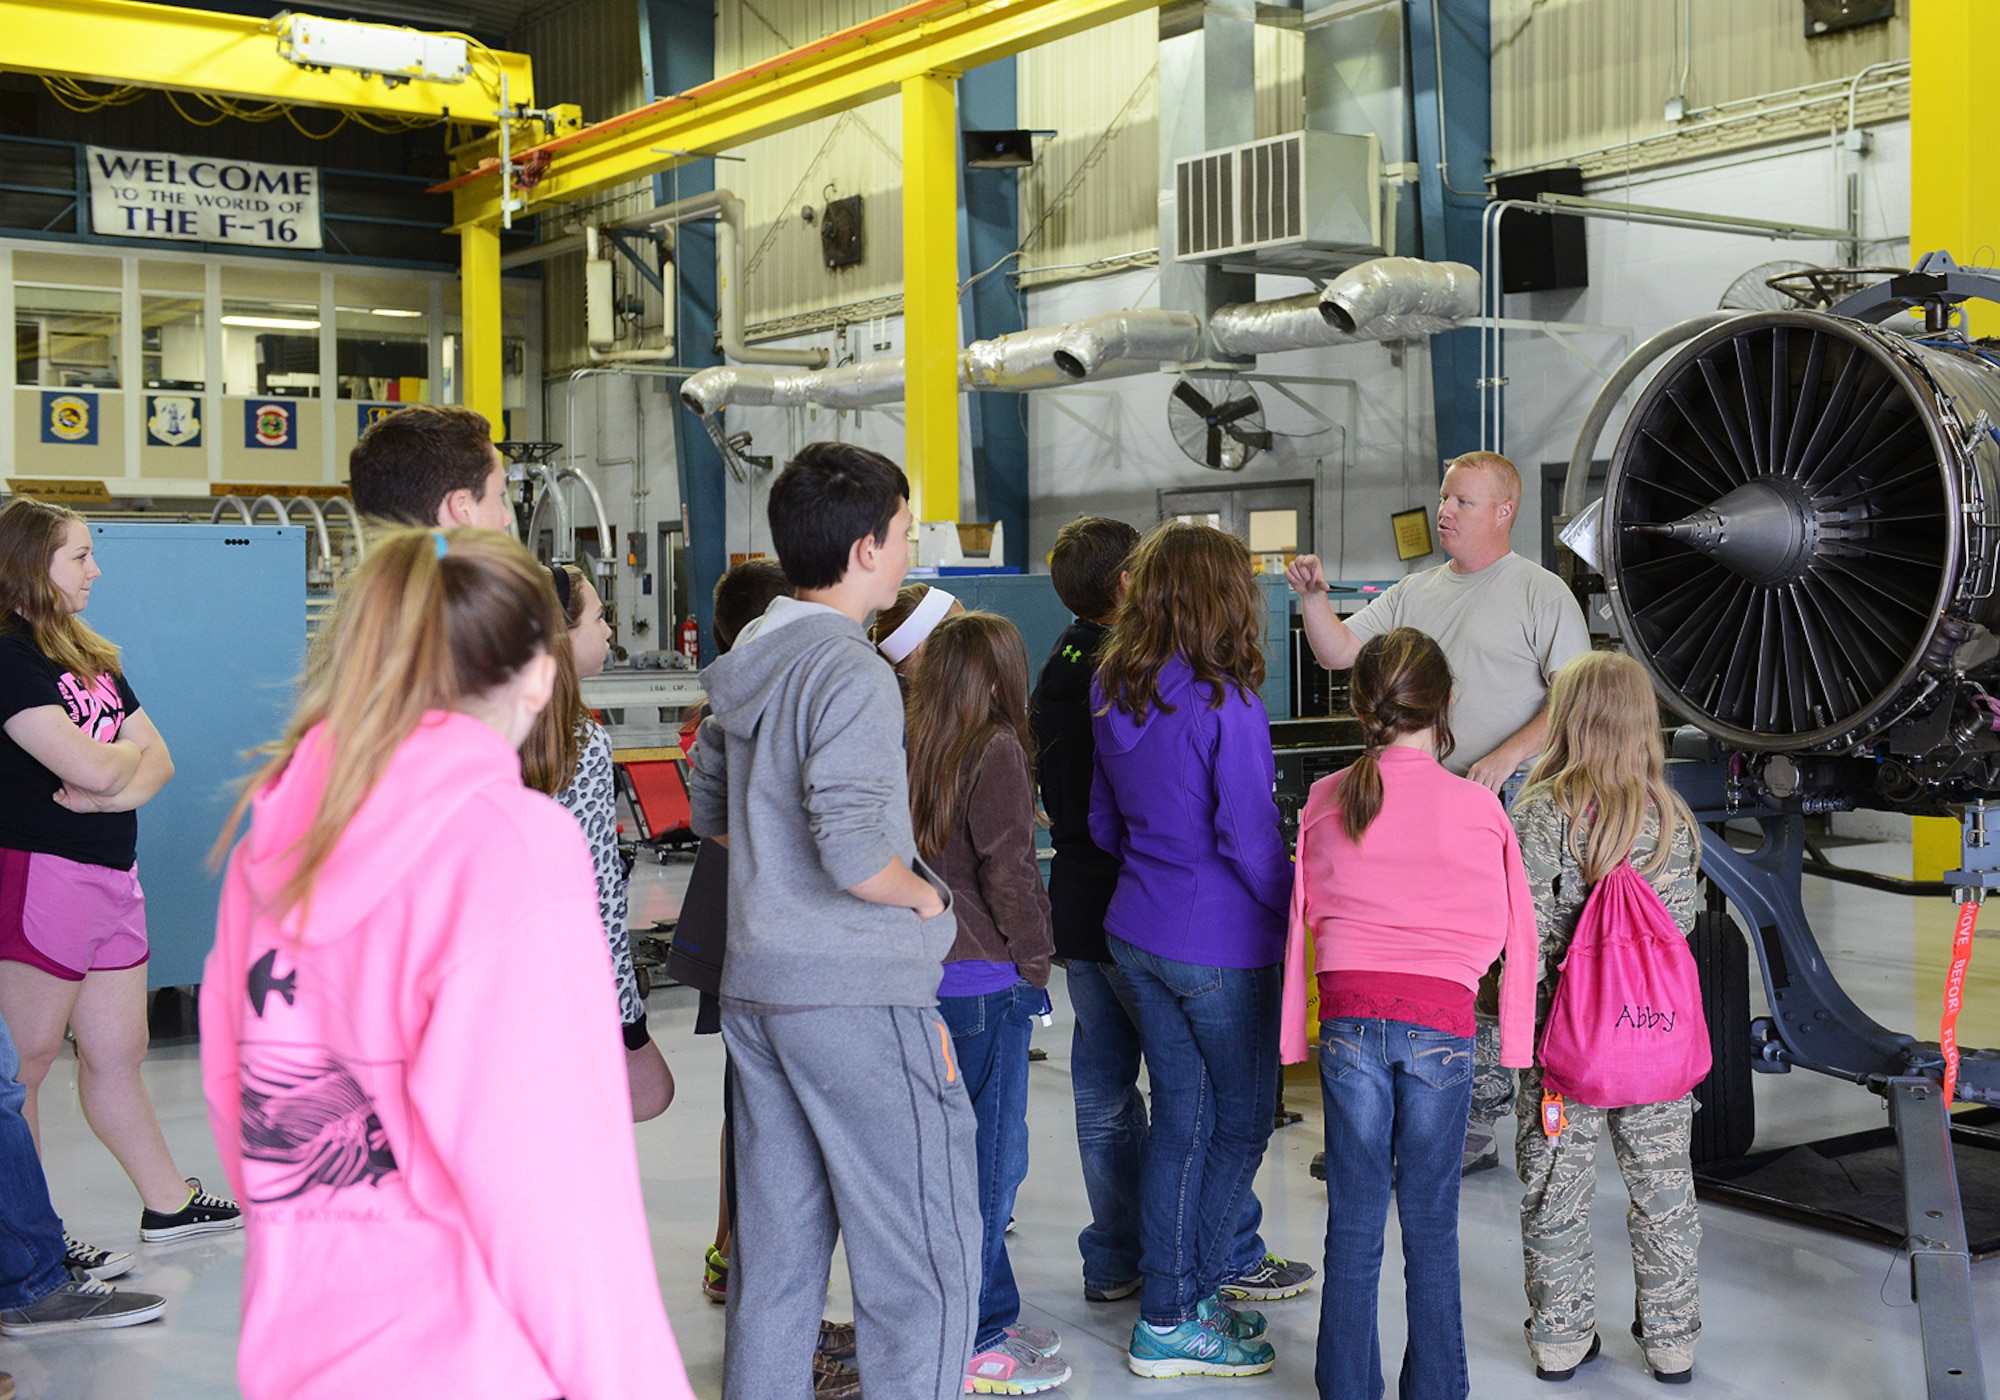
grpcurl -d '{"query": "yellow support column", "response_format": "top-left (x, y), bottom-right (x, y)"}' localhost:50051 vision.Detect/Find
top-left (460, 222), bottom-right (505, 440)
top-left (1912, 1), bottom-right (2000, 337)
top-left (902, 71), bottom-right (961, 524)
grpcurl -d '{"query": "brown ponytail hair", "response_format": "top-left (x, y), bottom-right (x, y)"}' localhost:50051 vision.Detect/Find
top-left (213, 527), bottom-right (563, 918)
top-left (0, 497), bottom-right (122, 686)
top-left (522, 562), bottom-right (590, 796)
top-left (1335, 627), bottom-right (1455, 843)
top-left (905, 611), bottom-right (1033, 860)
top-left (1094, 522), bottom-right (1265, 721)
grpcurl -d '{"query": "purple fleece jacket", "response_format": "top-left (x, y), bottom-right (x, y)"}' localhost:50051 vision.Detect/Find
top-left (1088, 656), bottom-right (1291, 969)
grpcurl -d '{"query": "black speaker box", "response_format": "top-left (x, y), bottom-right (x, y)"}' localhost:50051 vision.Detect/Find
top-left (1493, 166), bottom-right (1589, 294)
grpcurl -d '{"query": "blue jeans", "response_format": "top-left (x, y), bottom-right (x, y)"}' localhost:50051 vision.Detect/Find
top-left (1067, 959), bottom-right (1267, 1292)
top-left (0, 1008), bottom-right (67, 1310)
top-left (1107, 935), bottom-right (1278, 1325)
top-left (939, 982), bottom-right (1036, 1351)
top-left (1316, 1017), bottom-right (1474, 1400)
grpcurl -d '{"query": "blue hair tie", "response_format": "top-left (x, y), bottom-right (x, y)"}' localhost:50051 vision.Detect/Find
top-left (433, 531), bottom-right (449, 560)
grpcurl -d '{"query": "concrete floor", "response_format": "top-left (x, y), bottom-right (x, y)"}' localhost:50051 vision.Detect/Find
top-left (9, 836), bottom-right (2000, 1399)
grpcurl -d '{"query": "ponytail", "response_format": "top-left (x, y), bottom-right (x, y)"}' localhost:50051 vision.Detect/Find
top-left (212, 527), bottom-right (562, 917)
top-left (1335, 753), bottom-right (1385, 844)
top-left (1336, 627), bottom-right (1455, 843)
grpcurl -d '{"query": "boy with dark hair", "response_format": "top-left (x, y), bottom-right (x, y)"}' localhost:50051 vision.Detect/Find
top-left (347, 404), bottom-right (513, 530)
top-left (1030, 516), bottom-right (1316, 1308)
top-left (712, 558), bottom-right (794, 652)
top-left (687, 442), bottom-right (978, 1400)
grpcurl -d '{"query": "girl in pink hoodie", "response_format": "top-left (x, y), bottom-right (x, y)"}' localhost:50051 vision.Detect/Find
top-left (202, 528), bottom-right (693, 1400)
top-left (1281, 627), bottom-right (1537, 1400)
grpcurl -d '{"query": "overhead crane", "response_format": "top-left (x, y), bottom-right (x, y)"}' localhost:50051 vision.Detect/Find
top-left (435, 0), bottom-right (1171, 523)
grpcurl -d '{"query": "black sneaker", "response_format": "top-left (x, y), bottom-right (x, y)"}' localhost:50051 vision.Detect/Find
top-left (62, 1232), bottom-right (134, 1281)
top-left (0, 1278), bottom-right (167, 1337)
top-left (139, 1178), bottom-right (242, 1243)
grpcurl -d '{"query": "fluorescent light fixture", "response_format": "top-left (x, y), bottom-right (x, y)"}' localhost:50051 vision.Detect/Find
top-left (220, 314), bottom-right (321, 330)
top-left (371, 307), bottom-right (424, 318)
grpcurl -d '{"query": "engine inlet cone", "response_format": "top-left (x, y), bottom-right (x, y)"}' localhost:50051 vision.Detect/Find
top-left (1630, 478), bottom-right (1818, 585)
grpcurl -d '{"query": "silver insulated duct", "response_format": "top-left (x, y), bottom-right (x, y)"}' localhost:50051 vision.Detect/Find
top-left (1208, 258), bottom-right (1479, 356)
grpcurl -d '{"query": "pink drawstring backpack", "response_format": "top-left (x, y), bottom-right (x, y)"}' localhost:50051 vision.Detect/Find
top-left (1537, 861), bottom-right (1711, 1109)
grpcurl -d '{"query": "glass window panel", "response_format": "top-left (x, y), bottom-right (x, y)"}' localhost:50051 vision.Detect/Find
top-left (222, 298), bottom-right (319, 398)
top-left (16, 285), bottom-right (121, 388)
top-left (142, 295), bottom-right (204, 390)
top-left (332, 303), bottom-right (427, 402)
top-left (1248, 509), bottom-right (1298, 552)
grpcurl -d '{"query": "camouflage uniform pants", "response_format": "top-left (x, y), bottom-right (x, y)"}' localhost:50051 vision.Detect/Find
top-left (1515, 1067), bottom-right (1700, 1375)
top-left (1466, 1012), bottom-right (1515, 1138)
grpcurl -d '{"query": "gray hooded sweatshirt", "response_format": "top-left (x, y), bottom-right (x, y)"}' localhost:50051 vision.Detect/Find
top-left (686, 596), bottom-right (956, 1008)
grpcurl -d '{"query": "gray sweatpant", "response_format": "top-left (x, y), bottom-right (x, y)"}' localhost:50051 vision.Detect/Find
top-left (722, 1002), bottom-right (982, 1400)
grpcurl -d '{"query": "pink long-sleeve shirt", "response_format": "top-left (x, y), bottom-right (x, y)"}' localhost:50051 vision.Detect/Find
top-left (202, 712), bottom-right (693, 1400)
top-left (1281, 747), bottom-right (1539, 1066)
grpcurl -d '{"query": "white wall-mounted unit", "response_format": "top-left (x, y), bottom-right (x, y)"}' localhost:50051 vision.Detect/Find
top-left (1173, 129), bottom-right (1384, 275)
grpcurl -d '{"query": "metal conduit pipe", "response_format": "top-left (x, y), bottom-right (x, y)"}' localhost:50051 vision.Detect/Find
top-left (290, 496), bottom-right (335, 575)
top-left (524, 467), bottom-right (615, 577)
top-left (325, 496), bottom-right (366, 559)
top-left (1561, 310), bottom-right (1745, 524)
top-left (209, 496), bottom-right (254, 525)
top-left (1051, 310), bottom-right (1202, 379)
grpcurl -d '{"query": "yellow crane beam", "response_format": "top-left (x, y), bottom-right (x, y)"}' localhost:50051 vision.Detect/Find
top-left (0, 0), bottom-right (534, 123)
top-left (444, 0), bottom-right (1157, 225)
top-left (440, 0), bottom-right (1163, 517)
top-left (1912, 1), bottom-right (1999, 339)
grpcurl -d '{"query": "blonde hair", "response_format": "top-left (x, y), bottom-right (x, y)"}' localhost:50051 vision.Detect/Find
top-left (904, 612), bottom-right (1033, 860)
top-left (1095, 522), bottom-right (1265, 721)
top-left (1445, 450), bottom-right (1522, 506)
top-left (0, 497), bottom-right (122, 686)
top-left (1520, 650), bottom-right (1697, 883)
top-left (522, 562), bottom-right (589, 796)
top-left (214, 527), bottom-right (563, 919)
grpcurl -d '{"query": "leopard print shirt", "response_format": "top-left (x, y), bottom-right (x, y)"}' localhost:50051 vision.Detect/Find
top-left (556, 722), bottom-right (644, 1028)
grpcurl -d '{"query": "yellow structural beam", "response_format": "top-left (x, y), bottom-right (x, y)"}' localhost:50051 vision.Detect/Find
top-left (460, 223), bottom-right (505, 442)
top-left (902, 71), bottom-right (961, 523)
top-left (443, 0), bottom-right (1165, 228)
top-left (1912, 1), bottom-right (2000, 337)
top-left (0, 0), bottom-right (533, 122)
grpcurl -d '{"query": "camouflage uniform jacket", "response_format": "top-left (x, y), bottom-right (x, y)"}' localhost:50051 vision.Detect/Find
top-left (1509, 792), bottom-right (1700, 1026)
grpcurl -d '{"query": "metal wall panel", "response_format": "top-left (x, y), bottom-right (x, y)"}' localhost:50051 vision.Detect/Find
top-left (1491, 0), bottom-right (1910, 176)
top-left (509, 0), bottom-right (654, 373)
top-left (718, 0), bottom-right (909, 335)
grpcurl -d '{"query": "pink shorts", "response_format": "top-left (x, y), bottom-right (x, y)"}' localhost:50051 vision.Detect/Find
top-left (0, 848), bottom-right (148, 982)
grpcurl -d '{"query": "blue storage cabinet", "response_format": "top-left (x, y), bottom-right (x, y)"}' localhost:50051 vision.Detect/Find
top-left (82, 524), bottom-right (305, 989)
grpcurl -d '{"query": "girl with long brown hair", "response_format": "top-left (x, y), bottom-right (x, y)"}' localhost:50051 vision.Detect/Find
top-left (522, 561), bottom-right (673, 1122)
top-left (1088, 521), bottom-right (1301, 1378)
top-left (1510, 650), bottom-right (1702, 1384)
top-left (202, 527), bottom-right (693, 1400)
top-left (904, 611), bottom-right (1067, 1394)
top-left (1280, 626), bottom-right (1538, 1400)
top-left (0, 496), bottom-right (235, 1281)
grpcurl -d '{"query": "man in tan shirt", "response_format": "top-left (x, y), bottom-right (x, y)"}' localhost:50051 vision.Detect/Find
top-left (1288, 451), bottom-right (1590, 1171)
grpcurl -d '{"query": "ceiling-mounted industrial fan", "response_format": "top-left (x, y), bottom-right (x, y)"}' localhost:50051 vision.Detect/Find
top-left (1168, 375), bottom-right (1270, 472)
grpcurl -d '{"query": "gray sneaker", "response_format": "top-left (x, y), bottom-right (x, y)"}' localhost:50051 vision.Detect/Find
top-left (965, 1335), bottom-right (1072, 1394)
top-left (0, 1278), bottom-right (167, 1337)
top-left (1219, 1252), bottom-right (1316, 1301)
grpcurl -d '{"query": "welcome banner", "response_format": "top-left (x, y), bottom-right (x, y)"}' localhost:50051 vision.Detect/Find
top-left (87, 146), bottom-right (323, 250)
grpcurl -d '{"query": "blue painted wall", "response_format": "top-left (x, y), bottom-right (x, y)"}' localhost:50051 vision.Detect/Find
top-left (83, 524), bottom-right (306, 989)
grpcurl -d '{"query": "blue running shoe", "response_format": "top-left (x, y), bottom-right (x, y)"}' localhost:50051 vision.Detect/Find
top-left (1126, 1317), bottom-right (1275, 1379)
top-left (1197, 1293), bottom-right (1268, 1344)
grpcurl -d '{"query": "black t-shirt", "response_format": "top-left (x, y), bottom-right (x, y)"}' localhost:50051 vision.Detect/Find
top-left (1028, 617), bottom-right (1120, 963)
top-left (0, 629), bottom-right (142, 869)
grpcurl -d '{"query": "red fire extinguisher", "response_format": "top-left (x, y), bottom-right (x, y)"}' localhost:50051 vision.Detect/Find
top-left (678, 615), bottom-right (700, 664)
